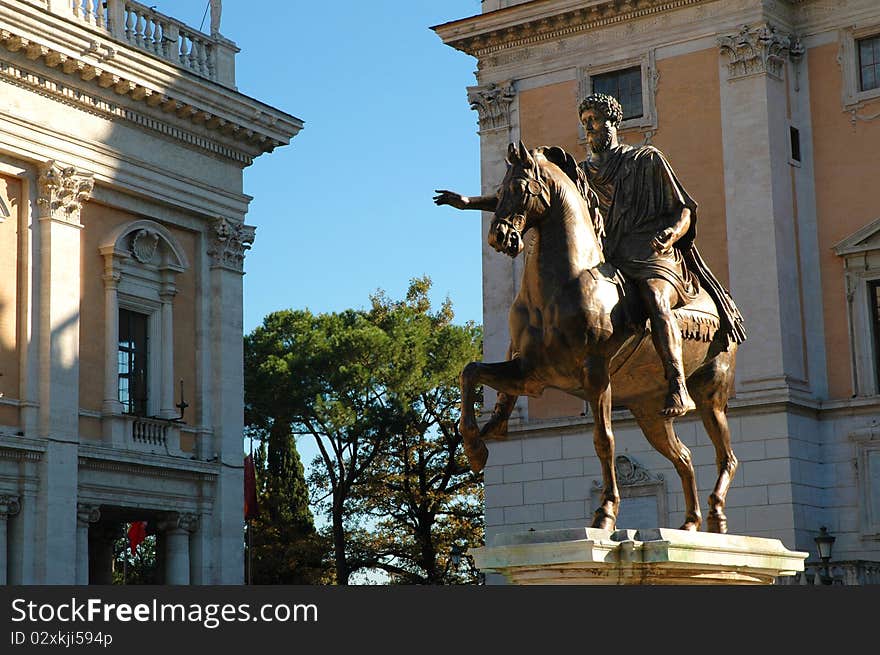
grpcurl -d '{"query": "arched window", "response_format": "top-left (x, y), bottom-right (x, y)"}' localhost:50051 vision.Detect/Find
top-left (98, 220), bottom-right (189, 454)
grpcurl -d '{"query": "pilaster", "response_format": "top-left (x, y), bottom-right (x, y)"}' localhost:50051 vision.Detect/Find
top-left (206, 216), bottom-right (253, 584)
top-left (34, 160), bottom-right (92, 583)
top-left (468, 81), bottom-right (527, 421)
top-left (717, 23), bottom-right (810, 401)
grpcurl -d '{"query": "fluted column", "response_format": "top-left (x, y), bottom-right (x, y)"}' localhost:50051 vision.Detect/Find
top-left (101, 255), bottom-right (124, 416)
top-left (0, 495), bottom-right (21, 586)
top-left (75, 504), bottom-right (100, 585)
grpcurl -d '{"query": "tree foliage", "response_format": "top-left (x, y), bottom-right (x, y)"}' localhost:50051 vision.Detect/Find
top-left (244, 277), bottom-right (484, 584)
top-left (246, 423), bottom-right (331, 584)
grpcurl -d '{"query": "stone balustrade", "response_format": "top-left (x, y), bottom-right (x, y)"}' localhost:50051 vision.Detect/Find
top-left (63, 0), bottom-right (237, 86)
top-left (132, 417), bottom-right (168, 448)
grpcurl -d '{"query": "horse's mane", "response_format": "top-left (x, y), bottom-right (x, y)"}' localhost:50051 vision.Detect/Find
top-left (534, 146), bottom-right (605, 243)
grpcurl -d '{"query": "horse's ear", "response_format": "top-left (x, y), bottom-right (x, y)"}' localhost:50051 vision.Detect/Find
top-left (507, 142), bottom-right (518, 165)
top-left (518, 141), bottom-right (533, 167)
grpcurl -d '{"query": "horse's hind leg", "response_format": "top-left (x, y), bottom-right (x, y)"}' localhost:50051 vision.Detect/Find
top-left (690, 350), bottom-right (738, 534)
top-left (698, 404), bottom-right (737, 534)
top-left (584, 355), bottom-right (619, 530)
top-left (634, 414), bottom-right (702, 531)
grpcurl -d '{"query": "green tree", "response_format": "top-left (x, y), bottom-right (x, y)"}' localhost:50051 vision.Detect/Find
top-left (355, 279), bottom-right (484, 584)
top-left (245, 277), bottom-right (484, 584)
top-left (112, 530), bottom-right (158, 585)
top-left (246, 423), bottom-right (331, 584)
top-left (245, 305), bottom-right (397, 584)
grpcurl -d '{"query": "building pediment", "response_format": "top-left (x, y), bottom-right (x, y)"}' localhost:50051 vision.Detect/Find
top-left (833, 217), bottom-right (880, 256)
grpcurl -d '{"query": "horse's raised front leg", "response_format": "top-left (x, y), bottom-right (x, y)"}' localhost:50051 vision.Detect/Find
top-left (460, 358), bottom-right (541, 473)
top-left (634, 415), bottom-right (701, 531)
top-left (479, 343), bottom-right (519, 442)
top-left (584, 355), bottom-right (619, 530)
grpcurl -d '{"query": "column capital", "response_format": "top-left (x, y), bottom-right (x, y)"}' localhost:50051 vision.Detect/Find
top-left (159, 511), bottom-right (199, 534)
top-left (207, 217), bottom-right (255, 273)
top-left (0, 494), bottom-right (20, 519)
top-left (717, 23), bottom-right (797, 81)
top-left (467, 81), bottom-right (516, 133)
top-left (36, 160), bottom-right (94, 225)
top-left (76, 503), bottom-right (101, 525)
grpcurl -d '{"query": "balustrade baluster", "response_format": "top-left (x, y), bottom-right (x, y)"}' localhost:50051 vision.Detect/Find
top-left (143, 16), bottom-right (154, 52)
top-left (72, 0), bottom-right (81, 19)
top-left (86, 0), bottom-right (95, 25)
top-left (179, 34), bottom-right (191, 71)
top-left (125, 6), bottom-right (135, 42)
top-left (135, 12), bottom-right (145, 48)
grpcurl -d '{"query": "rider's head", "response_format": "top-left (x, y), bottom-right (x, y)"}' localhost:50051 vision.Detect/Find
top-left (578, 93), bottom-right (622, 154)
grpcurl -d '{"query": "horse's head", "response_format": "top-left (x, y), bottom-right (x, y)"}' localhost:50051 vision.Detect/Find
top-left (489, 141), bottom-right (550, 258)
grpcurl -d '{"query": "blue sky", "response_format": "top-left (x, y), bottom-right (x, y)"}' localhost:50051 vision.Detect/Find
top-left (166, 1), bottom-right (485, 331)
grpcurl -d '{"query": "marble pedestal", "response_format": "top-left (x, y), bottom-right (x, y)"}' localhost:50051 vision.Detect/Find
top-left (471, 527), bottom-right (808, 585)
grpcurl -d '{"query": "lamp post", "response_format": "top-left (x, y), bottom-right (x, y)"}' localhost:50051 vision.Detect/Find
top-left (814, 526), bottom-right (835, 585)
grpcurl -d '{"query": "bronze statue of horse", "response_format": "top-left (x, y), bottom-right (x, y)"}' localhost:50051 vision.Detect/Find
top-left (458, 142), bottom-right (738, 534)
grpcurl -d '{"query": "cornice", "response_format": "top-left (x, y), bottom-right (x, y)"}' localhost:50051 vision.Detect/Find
top-left (432, 0), bottom-right (822, 58)
top-left (432, 0), bottom-right (714, 57)
top-left (0, 2), bottom-right (302, 165)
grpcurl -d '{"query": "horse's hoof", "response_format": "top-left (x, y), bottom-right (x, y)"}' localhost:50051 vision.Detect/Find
top-left (679, 520), bottom-right (701, 532)
top-left (591, 512), bottom-right (616, 531)
top-left (707, 514), bottom-right (728, 534)
top-left (464, 439), bottom-right (488, 473)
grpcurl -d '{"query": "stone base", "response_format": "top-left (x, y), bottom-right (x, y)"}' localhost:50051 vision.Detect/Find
top-left (471, 527), bottom-right (808, 585)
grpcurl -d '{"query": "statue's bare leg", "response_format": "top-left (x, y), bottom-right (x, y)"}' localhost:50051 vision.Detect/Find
top-left (639, 279), bottom-right (695, 417)
top-left (584, 355), bottom-right (618, 530)
top-left (460, 359), bottom-right (541, 472)
top-left (634, 414), bottom-right (701, 531)
top-left (690, 348), bottom-right (738, 534)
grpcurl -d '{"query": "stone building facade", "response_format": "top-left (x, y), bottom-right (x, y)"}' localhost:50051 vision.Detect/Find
top-left (435, 0), bottom-right (880, 584)
top-left (0, 0), bottom-right (300, 584)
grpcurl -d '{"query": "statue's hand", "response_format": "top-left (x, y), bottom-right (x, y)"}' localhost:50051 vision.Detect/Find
top-left (433, 189), bottom-right (469, 210)
top-left (651, 227), bottom-right (676, 254)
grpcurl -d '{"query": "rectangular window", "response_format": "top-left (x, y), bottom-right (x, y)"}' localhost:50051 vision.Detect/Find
top-left (789, 126), bottom-right (801, 162)
top-left (870, 280), bottom-right (880, 388)
top-left (592, 67), bottom-right (643, 121)
top-left (119, 308), bottom-right (149, 416)
top-left (859, 35), bottom-right (880, 92)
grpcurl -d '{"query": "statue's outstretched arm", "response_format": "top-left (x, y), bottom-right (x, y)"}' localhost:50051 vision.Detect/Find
top-left (433, 190), bottom-right (498, 212)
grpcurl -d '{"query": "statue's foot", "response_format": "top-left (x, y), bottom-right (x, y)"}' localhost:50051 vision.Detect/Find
top-left (660, 379), bottom-right (696, 417)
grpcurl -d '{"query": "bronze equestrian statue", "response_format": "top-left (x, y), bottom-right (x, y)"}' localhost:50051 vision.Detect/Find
top-left (434, 94), bottom-right (745, 534)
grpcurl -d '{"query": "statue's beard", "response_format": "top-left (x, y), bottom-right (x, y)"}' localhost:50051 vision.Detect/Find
top-left (589, 129), bottom-right (613, 153)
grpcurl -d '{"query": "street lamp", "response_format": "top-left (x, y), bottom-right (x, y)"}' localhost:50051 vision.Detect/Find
top-left (814, 526), bottom-right (835, 585)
